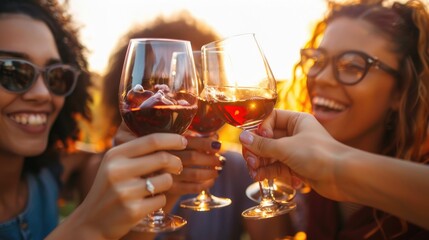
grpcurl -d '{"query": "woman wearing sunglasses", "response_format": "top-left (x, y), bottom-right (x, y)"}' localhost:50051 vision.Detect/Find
top-left (240, 0), bottom-right (429, 239)
top-left (0, 1), bottom-right (185, 239)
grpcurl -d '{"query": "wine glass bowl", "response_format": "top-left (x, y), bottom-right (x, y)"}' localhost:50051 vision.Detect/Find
top-left (119, 38), bottom-right (198, 232)
top-left (120, 39), bottom-right (198, 137)
top-left (202, 33), bottom-right (296, 219)
top-left (205, 87), bottom-right (277, 130)
top-left (186, 51), bottom-right (226, 137)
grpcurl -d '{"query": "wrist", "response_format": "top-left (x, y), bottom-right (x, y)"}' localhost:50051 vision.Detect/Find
top-left (46, 206), bottom-right (104, 240)
top-left (329, 142), bottom-right (358, 202)
top-left (334, 144), bottom-right (372, 203)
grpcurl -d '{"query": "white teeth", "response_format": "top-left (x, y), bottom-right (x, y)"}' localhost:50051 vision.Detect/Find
top-left (10, 113), bottom-right (47, 126)
top-left (313, 96), bottom-right (346, 111)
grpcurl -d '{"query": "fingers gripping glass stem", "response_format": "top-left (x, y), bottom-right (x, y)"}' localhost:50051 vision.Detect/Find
top-left (179, 153), bottom-right (232, 211)
top-left (241, 152), bottom-right (296, 219)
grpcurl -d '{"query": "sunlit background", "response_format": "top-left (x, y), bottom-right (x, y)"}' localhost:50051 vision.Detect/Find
top-left (67, 0), bottom-right (326, 81)
top-left (65, 0), bottom-right (328, 151)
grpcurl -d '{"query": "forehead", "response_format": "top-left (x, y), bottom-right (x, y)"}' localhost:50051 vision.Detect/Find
top-left (0, 14), bottom-right (59, 63)
top-left (320, 17), bottom-right (398, 66)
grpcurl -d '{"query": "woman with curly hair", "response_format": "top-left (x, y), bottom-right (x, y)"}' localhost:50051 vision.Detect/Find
top-left (239, 0), bottom-right (429, 239)
top-left (0, 1), bottom-right (186, 239)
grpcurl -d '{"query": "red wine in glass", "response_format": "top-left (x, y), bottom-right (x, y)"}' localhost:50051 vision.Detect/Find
top-left (122, 89), bottom-right (197, 136)
top-left (187, 97), bottom-right (225, 135)
top-left (212, 95), bottom-right (277, 129)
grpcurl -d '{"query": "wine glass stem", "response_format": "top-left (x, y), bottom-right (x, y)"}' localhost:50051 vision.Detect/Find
top-left (247, 128), bottom-right (277, 206)
top-left (148, 208), bottom-right (167, 224)
top-left (258, 178), bottom-right (277, 207)
top-left (196, 189), bottom-right (212, 202)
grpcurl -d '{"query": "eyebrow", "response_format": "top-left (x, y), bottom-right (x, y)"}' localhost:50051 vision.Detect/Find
top-left (0, 50), bottom-right (27, 58)
top-left (0, 49), bottom-right (63, 66)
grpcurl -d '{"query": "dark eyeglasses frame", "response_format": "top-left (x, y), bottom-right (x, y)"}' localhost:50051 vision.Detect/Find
top-left (0, 58), bottom-right (80, 96)
top-left (300, 48), bottom-right (400, 85)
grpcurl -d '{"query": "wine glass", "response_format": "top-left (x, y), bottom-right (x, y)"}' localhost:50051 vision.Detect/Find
top-left (119, 38), bottom-right (198, 232)
top-left (245, 179), bottom-right (296, 204)
top-left (179, 51), bottom-right (232, 211)
top-left (201, 33), bottom-right (296, 219)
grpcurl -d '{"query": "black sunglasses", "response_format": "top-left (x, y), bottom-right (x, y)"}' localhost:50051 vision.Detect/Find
top-left (300, 48), bottom-right (400, 85)
top-left (0, 58), bottom-right (80, 96)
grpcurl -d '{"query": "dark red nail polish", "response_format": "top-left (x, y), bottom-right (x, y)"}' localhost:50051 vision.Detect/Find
top-left (211, 141), bottom-right (221, 150)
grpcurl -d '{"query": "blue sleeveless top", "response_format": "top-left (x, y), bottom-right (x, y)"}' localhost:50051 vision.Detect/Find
top-left (0, 167), bottom-right (60, 240)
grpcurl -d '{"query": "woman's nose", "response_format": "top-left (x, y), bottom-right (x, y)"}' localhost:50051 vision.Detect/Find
top-left (22, 74), bottom-right (52, 101)
top-left (311, 62), bottom-right (338, 86)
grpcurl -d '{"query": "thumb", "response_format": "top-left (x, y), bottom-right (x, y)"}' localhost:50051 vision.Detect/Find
top-left (239, 130), bottom-right (277, 159)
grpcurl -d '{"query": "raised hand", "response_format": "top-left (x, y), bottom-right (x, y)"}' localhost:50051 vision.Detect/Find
top-left (50, 133), bottom-right (186, 239)
top-left (239, 110), bottom-right (343, 200)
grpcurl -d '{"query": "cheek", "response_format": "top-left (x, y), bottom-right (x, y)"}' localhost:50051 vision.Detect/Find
top-left (0, 91), bottom-right (17, 108)
top-left (52, 97), bottom-right (66, 118)
top-left (347, 81), bottom-right (396, 120)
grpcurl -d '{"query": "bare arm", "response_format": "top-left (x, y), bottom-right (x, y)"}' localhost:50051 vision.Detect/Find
top-left (239, 109), bottom-right (429, 229)
top-left (336, 147), bottom-right (429, 229)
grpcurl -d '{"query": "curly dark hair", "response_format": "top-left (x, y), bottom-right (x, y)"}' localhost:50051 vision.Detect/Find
top-left (0, 0), bottom-right (92, 173)
top-left (280, 0), bottom-right (429, 238)
top-left (98, 11), bottom-right (220, 147)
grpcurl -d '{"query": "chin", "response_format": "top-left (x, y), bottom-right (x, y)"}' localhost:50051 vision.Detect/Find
top-left (23, 149), bottom-right (47, 157)
top-left (19, 142), bottom-right (49, 157)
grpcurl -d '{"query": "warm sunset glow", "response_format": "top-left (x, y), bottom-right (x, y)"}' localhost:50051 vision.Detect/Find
top-left (67, 0), bottom-right (326, 81)
top-left (65, 1), bottom-right (327, 147)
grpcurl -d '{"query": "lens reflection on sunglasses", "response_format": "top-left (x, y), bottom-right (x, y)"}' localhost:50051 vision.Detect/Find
top-left (300, 48), bottom-right (399, 85)
top-left (0, 58), bottom-right (80, 96)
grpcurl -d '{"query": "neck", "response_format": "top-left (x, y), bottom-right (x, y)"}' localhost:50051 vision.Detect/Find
top-left (0, 156), bottom-right (27, 221)
top-left (0, 154), bottom-right (25, 190)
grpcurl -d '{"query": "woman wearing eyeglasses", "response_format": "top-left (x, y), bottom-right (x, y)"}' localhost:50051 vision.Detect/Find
top-left (239, 0), bottom-right (429, 239)
top-left (0, 1), bottom-right (185, 239)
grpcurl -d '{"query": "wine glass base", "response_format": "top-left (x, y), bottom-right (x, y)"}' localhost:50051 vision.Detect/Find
top-left (131, 214), bottom-right (187, 233)
top-left (180, 195), bottom-right (232, 211)
top-left (246, 180), bottom-right (296, 204)
top-left (241, 201), bottom-right (297, 220)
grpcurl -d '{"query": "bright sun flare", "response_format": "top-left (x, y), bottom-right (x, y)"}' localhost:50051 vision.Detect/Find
top-left (67, 0), bottom-right (326, 81)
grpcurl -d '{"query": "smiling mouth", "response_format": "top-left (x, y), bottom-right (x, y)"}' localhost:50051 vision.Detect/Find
top-left (312, 96), bottom-right (346, 112)
top-left (9, 113), bottom-right (48, 126)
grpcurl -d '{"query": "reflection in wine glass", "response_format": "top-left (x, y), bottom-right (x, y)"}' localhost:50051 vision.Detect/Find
top-left (202, 33), bottom-right (296, 219)
top-left (119, 38), bottom-right (198, 232)
top-left (179, 51), bottom-right (232, 211)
